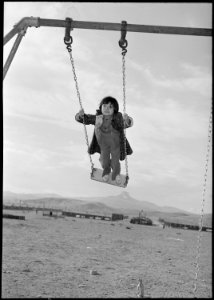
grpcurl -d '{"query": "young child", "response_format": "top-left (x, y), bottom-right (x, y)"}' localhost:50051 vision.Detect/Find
top-left (75, 96), bottom-right (133, 184)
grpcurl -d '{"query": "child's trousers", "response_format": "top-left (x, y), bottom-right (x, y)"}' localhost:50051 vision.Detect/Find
top-left (96, 130), bottom-right (120, 180)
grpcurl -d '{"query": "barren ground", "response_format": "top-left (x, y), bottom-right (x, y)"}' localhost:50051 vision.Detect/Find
top-left (2, 210), bottom-right (212, 298)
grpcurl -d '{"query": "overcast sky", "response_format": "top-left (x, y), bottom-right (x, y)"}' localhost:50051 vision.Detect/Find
top-left (3, 2), bottom-right (212, 213)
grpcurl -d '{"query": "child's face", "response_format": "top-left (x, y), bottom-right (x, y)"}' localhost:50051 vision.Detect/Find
top-left (101, 102), bottom-right (114, 116)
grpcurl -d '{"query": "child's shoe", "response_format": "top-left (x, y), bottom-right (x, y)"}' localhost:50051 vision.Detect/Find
top-left (115, 175), bottom-right (122, 184)
top-left (102, 174), bottom-right (109, 182)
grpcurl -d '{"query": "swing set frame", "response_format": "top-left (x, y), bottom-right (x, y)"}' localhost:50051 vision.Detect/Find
top-left (3, 17), bottom-right (212, 79)
top-left (3, 16), bottom-right (212, 296)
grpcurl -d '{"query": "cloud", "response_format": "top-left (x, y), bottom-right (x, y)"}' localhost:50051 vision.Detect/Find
top-left (129, 59), bottom-right (211, 97)
top-left (3, 134), bottom-right (88, 173)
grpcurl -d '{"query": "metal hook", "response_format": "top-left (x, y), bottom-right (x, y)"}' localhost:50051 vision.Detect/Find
top-left (120, 20), bottom-right (127, 41)
top-left (64, 17), bottom-right (73, 47)
top-left (119, 20), bottom-right (128, 54)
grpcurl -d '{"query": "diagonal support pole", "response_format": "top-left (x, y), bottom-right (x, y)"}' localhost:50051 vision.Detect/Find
top-left (3, 27), bottom-right (27, 80)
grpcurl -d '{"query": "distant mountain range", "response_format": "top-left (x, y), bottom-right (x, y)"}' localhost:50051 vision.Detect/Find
top-left (78, 191), bottom-right (189, 214)
top-left (3, 190), bottom-right (187, 213)
top-left (3, 191), bottom-right (62, 202)
top-left (3, 191), bottom-right (212, 227)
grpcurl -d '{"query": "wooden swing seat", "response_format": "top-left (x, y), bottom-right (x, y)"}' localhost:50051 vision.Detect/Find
top-left (91, 168), bottom-right (128, 188)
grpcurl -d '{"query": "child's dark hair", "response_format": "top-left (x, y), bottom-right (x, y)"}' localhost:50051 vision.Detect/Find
top-left (99, 96), bottom-right (119, 113)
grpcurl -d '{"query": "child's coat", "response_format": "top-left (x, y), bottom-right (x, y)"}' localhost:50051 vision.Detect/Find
top-left (75, 109), bottom-right (133, 161)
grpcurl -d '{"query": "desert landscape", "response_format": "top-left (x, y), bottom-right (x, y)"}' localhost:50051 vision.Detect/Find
top-left (2, 192), bottom-right (212, 298)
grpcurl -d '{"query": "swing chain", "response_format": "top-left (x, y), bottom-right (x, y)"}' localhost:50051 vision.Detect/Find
top-left (193, 101), bottom-right (212, 297)
top-left (122, 53), bottom-right (129, 182)
top-left (64, 18), bottom-right (94, 173)
top-left (119, 21), bottom-right (129, 183)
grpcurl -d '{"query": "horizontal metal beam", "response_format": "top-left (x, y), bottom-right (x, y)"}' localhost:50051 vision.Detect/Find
top-left (39, 18), bottom-right (212, 36)
top-left (4, 17), bottom-right (212, 45)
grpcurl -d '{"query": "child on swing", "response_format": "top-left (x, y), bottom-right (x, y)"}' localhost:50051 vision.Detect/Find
top-left (75, 96), bottom-right (133, 184)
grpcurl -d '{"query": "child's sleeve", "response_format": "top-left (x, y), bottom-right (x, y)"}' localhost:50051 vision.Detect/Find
top-left (75, 112), bottom-right (96, 125)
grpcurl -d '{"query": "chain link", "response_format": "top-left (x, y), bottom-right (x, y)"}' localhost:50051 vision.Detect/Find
top-left (121, 52), bottom-right (129, 183)
top-left (67, 47), bottom-right (94, 172)
top-left (193, 102), bottom-right (212, 297)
